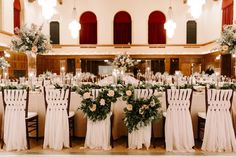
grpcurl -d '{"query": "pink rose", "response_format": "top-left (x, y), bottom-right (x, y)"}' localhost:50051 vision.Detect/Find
top-left (126, 104), bottom-right (133, 111)
top-left (31, 46), bottom-right (38, 53)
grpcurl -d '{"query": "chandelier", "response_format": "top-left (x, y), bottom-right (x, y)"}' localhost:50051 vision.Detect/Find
top-left (68, 0), bottom-right (81, 39)
top-left (187, 0), bottom-right (206, 19)
top-left (37, 0), bottom-right (57, 20)
top-left (164, 1), bottom-right (176, 39)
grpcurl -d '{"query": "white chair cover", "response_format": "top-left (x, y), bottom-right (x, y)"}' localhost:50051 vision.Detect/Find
top-left (128, 123), bottom-right (151, 149)
top-left (43, 88), bottom-right (70, 150)
top-left (3, 89), bottom-right (28, 151)
top-left (84, 89), bottom-right (111, 150)
top-left (43, 79), bottom-right (51, 86)
top-left (202, 89), bottom-right (236, 152)
top-left (84, 113), bottom-right (112, 150)
top-left (165, 89), bottom-right (194, 152)
top-left (128, 89), bottom-right (153, 149)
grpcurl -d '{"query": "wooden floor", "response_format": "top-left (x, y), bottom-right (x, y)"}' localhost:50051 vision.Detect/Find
top-left (0, 138), bottom-right (235, 156)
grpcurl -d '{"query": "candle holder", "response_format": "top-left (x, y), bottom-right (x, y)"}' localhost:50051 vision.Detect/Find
top-left (3, 68), bottom-right (9, 80)
top-left (112, 69), bottom-right (118, 85)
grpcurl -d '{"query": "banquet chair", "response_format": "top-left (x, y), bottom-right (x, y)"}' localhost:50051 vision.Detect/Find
top-left (163, 88), bottom-right (194, 152)
top-left (127, 89), bottom-right (155, 149)
top-left (198, 88), bottom-right (236, 152)
top-left (84, 88), bottom-right (113, 150)
top-left (43, 87), bottom-right (75, 150)
top-left (1, 88), bottom-right (39, 150)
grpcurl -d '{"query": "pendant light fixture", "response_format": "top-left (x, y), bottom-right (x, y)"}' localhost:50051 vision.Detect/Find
top-left (187, 0), bottom-right (206, 19)
top-left (164, 0), bottom-right (176, 38)
top-left (37, 0), bottom-right (57, 20)
top-left (68, 0), bottom-right (81, 39)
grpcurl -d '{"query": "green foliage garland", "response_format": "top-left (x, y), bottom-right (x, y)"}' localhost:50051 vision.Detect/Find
top-left (122, 85), bottom-right (162, 133)
top-left (78, 84), bottom-right (121, 122)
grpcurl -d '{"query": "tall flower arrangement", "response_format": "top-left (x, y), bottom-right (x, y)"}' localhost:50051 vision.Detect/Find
top-left (10, 24), bottom-right (51, 54)
top-left (218, 25), bottom-right (236, 54)
top-left (112, 52), bottom-right (136, 71)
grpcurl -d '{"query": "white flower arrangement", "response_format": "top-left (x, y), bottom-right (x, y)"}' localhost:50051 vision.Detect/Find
top-left (0, 57), bottom-right (10, 69)
top-left (10, 24), bottom-right (52, 54)
top-left (218, 24), bottom-right (236, 54)
top-left (112, 52), bottom-right (136, 71)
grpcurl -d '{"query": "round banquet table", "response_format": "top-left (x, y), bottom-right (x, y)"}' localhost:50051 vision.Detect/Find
top-left (0, 91), bottom-right (235, 139)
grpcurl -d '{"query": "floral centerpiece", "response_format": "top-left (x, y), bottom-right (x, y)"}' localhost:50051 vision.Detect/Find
top-left (112, 52), bottom-right (136, 71)
top-left (10, 24), bottom-right (51, 76)
top-left (218, 25), bottom-right (236, 54)
top-left (122, 84), bottom-right (162, 133)
top-left (10, 24), bottom-right (51, 54)
top-left (78, 84), bottom-right (121, 121)
top-left (0, 57), bottom-right (10, 69)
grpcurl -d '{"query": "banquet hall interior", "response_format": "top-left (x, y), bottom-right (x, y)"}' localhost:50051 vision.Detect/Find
top-left (0, 0), bottom-right (236, 156)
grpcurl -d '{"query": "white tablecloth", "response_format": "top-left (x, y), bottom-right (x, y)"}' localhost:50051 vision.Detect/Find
top-left (0, 92), bottom-right (235, 139)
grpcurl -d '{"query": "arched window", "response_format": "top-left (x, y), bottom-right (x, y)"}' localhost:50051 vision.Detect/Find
top-left (148, 11), bottom-right (166, 44)
top-left (80, 11), bottom-right (97, 44)
top-left (14, 0), bottom-right (21, 32)
top-left (50, 21), bottom-right (60, 44)
top-left (114, 11), bottom-right (132, 44)
top-left (222, 0), bottom-right (233, 27)
top-left (186, 20), bottom-right (197, 44)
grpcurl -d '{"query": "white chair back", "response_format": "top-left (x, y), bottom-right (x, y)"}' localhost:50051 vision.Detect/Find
top-left (134, 89), bottom-right (153, 100)
top-left (91, 89), bottom-right (102, 100)
top-left (43, 88), bottom-right (71, 150)
top-left (202, 89), bottom-right (236, 152)
top-left (2, 88), bottom-right (29, 151)
top-left (165, 88), bottom-right (194, 152)
top-left (43, 79), bottom-right (51, 86)
top-left (44, 88), bottom-right (70, 115)
top-left (166, 89), bottom-right (192, 111)
top-left (206, 89), bottom-right (233, 113)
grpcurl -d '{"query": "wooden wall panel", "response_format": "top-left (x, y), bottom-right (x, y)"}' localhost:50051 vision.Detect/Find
top-left (0, 51), bottom-right (234, 78)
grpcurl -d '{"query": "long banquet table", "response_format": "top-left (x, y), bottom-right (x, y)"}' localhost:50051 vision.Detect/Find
top-left (0, 91), bottom-right (235, 140)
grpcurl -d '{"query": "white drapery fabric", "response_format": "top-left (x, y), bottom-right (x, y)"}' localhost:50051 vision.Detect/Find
top-left (3, 89), bottom-right (28, 151)
top-left (165, 89), bottom-right (194, 152)
top-left (128, 89), bottom-right (153, 149)
top-left (43, 88), bottom-right (70, 150)
top-left (128, 123), bottom-right (151, 149)
top-left (84, 113), bottom-right (112, 150)
top-left (84, 89), bottom-right (111, 150)
top-left (202, 89), bottom-right (236, 152)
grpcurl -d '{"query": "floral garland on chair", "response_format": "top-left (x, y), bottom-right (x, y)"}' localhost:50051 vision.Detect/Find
top-left (122, 84), bottom-right (162, 133)
top-left (78, 84), bottom-right (121, 121)
top-left (10, 24), bottom-right (51, 54)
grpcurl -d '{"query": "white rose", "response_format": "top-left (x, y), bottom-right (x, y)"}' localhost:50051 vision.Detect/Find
top-left (83, 92), bottom-right (91, 99)
top-left (150, 101), bottom-right (156, 107)
top-left (100, 99), bottom-right (105, 106)
top-left (31, 46), bottom-right (38, 53)
top-left (107, 90), bottom-right (115, 97)
top-left (89, 104), bottom-right (96, 112)
top-left (126, 90), bottom-right (132, 96)
top-left (126, 104), bottom-right (133, 111)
